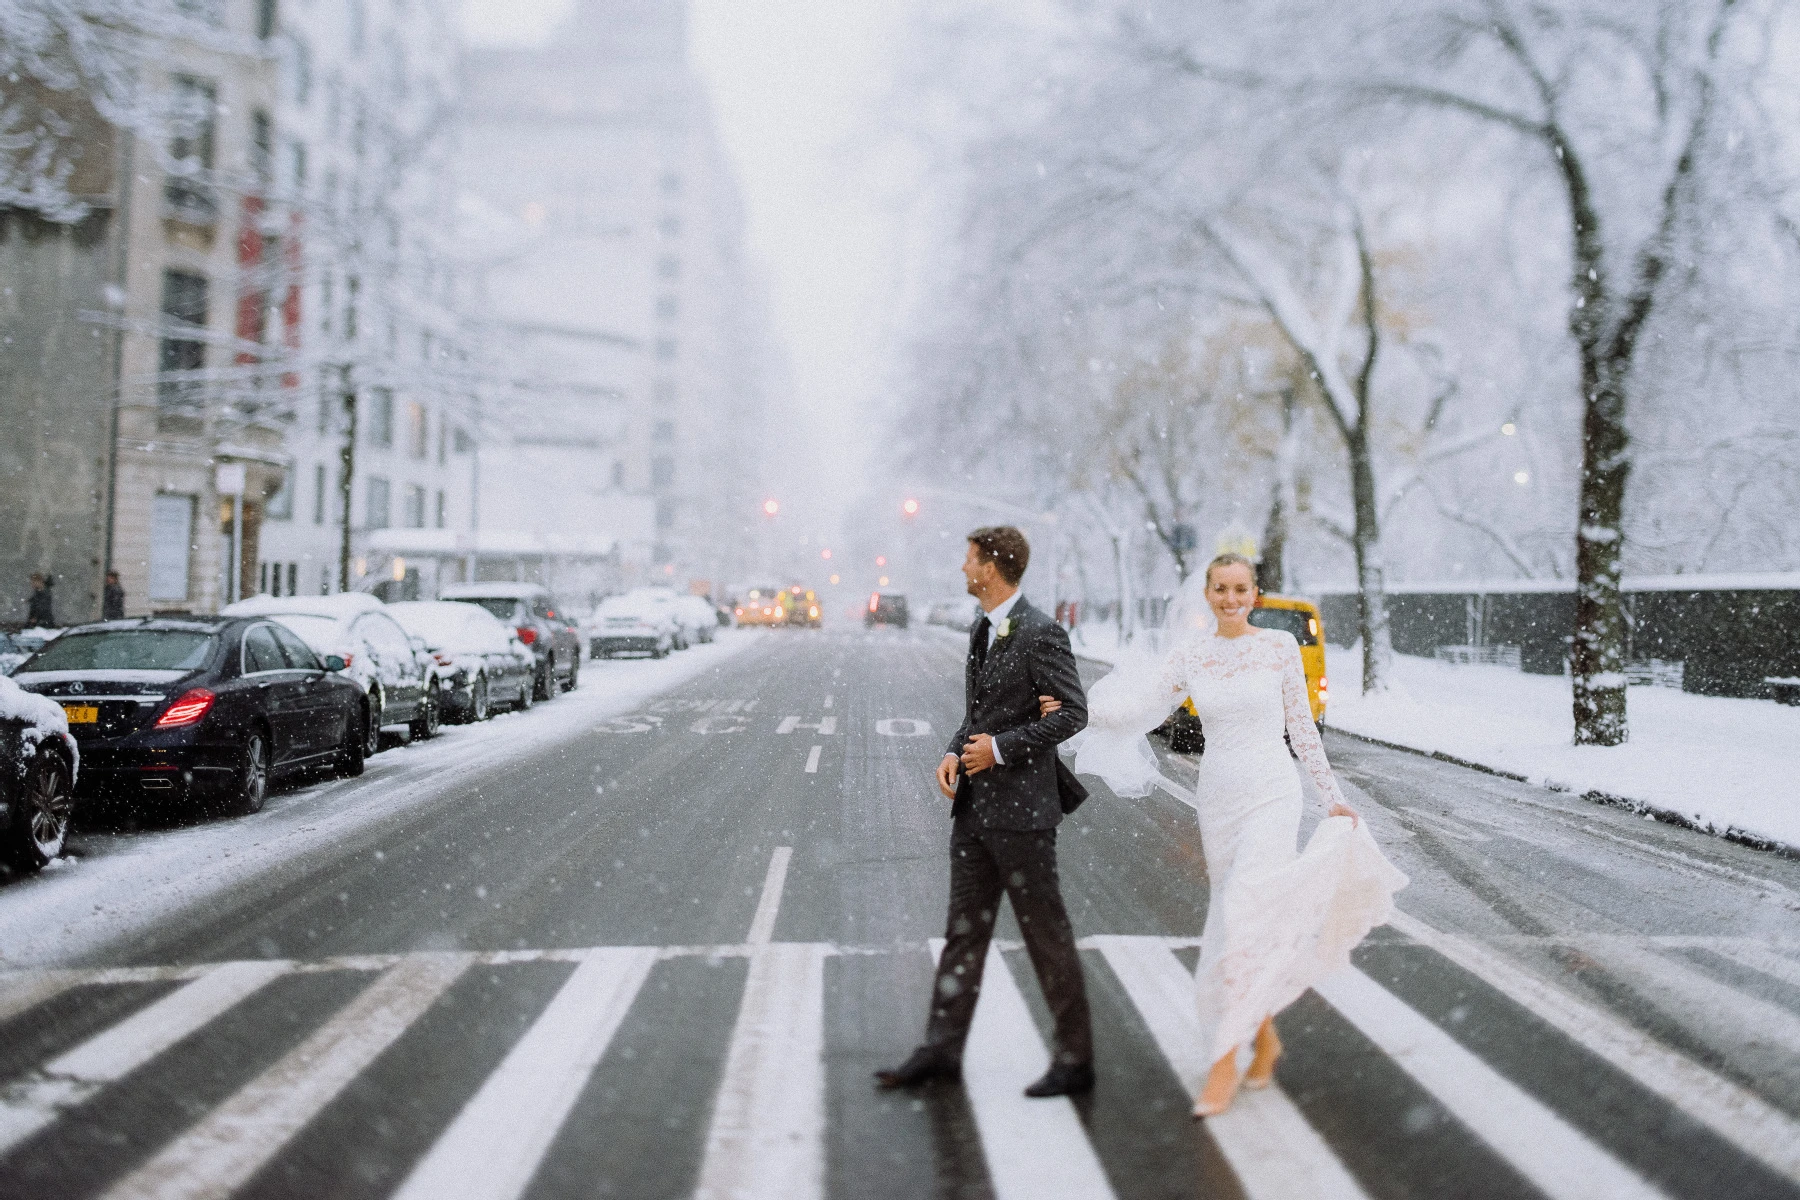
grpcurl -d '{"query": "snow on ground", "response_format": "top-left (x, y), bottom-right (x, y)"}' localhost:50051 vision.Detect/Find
top-left (1322, 646), bottom-right (1800, 852)
top-left (0, 631), bottom-right (765, 969)
top-left (1068, 623), bottom-right (1800, 852)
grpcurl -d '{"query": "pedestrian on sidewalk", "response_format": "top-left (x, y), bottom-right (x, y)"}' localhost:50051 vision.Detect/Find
top-left (876, 525), bottom-right (1098, 1099)
top-left (102, 570), bottom-right (126, 620)
top-left (26, 573), bottom-right (55, 628)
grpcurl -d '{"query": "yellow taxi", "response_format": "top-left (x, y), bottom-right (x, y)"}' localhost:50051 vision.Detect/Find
top-left (733, 586), bottom-right (787, 627)
top-left (1173, 593), bottom-right (1328, 736)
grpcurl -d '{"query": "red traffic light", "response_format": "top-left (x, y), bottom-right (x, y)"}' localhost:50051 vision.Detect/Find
top-left (762, 499), bottom-right (779, 516)
top-left (902, 498), bottom-right (920, 516)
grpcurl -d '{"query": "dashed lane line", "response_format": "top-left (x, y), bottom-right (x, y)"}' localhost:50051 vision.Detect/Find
top-left (746, 847), bottom-right (793, 947)
top-left (805, 745), bottom-right (822, 774)
top-left (390, 947), bottom-right (658, 1200)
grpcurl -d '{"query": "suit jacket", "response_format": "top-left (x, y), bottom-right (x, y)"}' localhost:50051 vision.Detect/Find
top-left (948, 596), bottom-right (1090, 830)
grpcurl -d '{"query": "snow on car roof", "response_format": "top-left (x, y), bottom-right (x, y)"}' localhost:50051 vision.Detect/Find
top-left (387, 601), bottom-right (512, 647)
top-left (222, 593), bottom-right (385, 618)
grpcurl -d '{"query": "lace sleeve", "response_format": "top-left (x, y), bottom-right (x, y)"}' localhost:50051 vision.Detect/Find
top-left (1067, 641), bottom-right (1192, 800)
top-left (1279, 634), bottom-right (1345, 810)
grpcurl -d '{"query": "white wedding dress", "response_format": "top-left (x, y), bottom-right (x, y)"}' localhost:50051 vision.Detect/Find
top-left (1073, 627), bottom-right (1407, 1063)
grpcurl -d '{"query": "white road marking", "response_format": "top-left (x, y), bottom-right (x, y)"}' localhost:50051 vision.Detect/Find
top-left (1091, 937), bottom-right (1369, 1200)
top-left (805, 745), bottom-right (822, 773)
top-left (691, 714), bottom-right (750, 735)
top-left (694, 942), bottom-right (828, 1200)
top-left (747, 847), bottom-right (793, 946)
top-left (928, 939), bottom-right (1116, 1200)
top-left (1390, 911), bottom-right (1800, 1183)
top-left (1716, 942), bottom-right (1800, 995)
top-left (823, 694), bottom-right (833, 709)
top-left (390, 948), bottom-right (658, 1200)
top-left (1314, 967), bottom-right (1666, 1200)
top-left (0, 959), bottom-right (291, 1155)
top-left (874, 718), bottom-right (934, 738)
top-left (100, 954), bottom-right (469, 1200)
top-left (777, 715), bottom-right (837, 735)
top-left (0, 970), bottom-right (85, 1025)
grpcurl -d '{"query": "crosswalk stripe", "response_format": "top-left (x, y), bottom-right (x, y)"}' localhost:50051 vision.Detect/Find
top-left (0, 959), bottom-right (289, 1156)
top-left (1314, 967), bottom-right (1667, 1200)
top-left (1713, 943), bottom-right (1800, 996)
top-left (930, 939), bottom-right (1117, 1200)
top-left (390, 947), bottom-right (658, 1200)
top-left (1090, 936), bottom-right (1369, 1200)
top-left (1584, 939), bottom-right (1800, 1058)
top-left (1389, 911), bottom-right (1800, 1183)
top-left (694, 943), bottom-right (828, 1200)
top-left (0, 970), bottom-right (84, 1025)
top-left (97, 954), bottom-right (469, 1200)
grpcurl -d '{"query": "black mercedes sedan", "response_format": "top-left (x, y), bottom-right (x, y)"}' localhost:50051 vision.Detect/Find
top-left (9, 616), bottom-right (370, 815)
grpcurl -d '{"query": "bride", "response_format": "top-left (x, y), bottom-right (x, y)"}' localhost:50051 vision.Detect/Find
top-left (1057, 552), bottom-right (1407, 1117)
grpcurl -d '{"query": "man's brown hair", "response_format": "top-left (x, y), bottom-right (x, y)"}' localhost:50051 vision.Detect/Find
top-left (968, 526), bottom-right (1030, 586)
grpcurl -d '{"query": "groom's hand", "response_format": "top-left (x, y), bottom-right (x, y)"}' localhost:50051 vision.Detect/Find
top-left (959, 734), bottom-right (998, 776)
top-left (936, 754), bottom-right (960, 799)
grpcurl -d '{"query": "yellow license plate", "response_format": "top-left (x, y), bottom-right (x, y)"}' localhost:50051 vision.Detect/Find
top-left (62, 705), bottom-right (99, 724)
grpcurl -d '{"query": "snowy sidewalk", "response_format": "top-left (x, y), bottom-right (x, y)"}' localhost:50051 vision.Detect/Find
top-left (1069, 625), bottom-right (1800, 852)
top-left (1321, 648), bottom-right (1800, 852)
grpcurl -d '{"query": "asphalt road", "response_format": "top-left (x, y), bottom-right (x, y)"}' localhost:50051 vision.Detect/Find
top-left (1, 626), bottom-right (1798, 1200)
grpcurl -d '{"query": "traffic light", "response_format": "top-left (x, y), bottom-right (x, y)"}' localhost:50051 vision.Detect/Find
top-left (902, 498), bottom-right (920, 516)
top-left (762, 499), bottom-right (779, 516)
top-left (876, 556), bottom-right (887, 567)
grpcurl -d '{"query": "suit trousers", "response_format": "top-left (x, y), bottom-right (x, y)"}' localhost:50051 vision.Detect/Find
top-left (924, 816), bottom-right (1093, 1066)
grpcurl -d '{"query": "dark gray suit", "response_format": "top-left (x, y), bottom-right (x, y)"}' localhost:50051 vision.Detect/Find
top-left (926, 596), bottom-right (1093, 1066)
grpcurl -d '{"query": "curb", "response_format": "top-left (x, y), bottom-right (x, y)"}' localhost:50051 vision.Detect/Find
top-left (1326, 726), bottom-right (1799, 861)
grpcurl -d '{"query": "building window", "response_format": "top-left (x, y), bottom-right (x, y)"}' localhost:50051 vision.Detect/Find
top-left (655, 338), bottom-right (677, 361)
top-left (406, 401), bottom-right (427, 458)
top-left (266, 470), bottom-right (293, 520)
top-left (165, 76), bottom-right (218, 222)
top-left (659, 170), bottom-right (682, 195)
top-left (287, 34), bottom-right (311, 104)
top-left (653, 377), bottom-right (677, 405)
top-left (313, 463), bottom-right (327, 524)
top-left (655, 498), bottom-right (676, 531)
top-left (287, 139), bottom-right (307, 192)
top-left (611, 460), bottom-right (625, 488)
top-left (158, 270), bottom-right (208, 410)
top-left (656, 295), bottom-right (679, 320)
top-left (369, 387), bottom-right (393, 447)
top-left (658, 215), bottom-right (681, 239)
top-left (174, 0), bottom-right (224, 27)
top-left (651, 456), bottom-right (674, 488)
top-left (149, 494), bottom-right (195, 601)
top-left (286, 563), bottom-right (298, 596)
top-left (344, 275), bottom-right (359, 340)
top-left (657, 255), bottom-right (680, 280)
top-left (403, 484), bottom-right (425, 528)
top-left (366, 477), bottom-right (390, 529)
top-left (453, 426), bottom-right (473, 454)
top-left (436, 417), bottom-right (448, 464)
top-left (347, 0), bottom-right (365, 53)
top-left (257, 0), bottom-right (277, 40)
top-left (250, 110), bottom-right (273, 186)
top-left (434, 490), bottom-right (446, 528)
top-left (653, 420), bottom-right (675, 443)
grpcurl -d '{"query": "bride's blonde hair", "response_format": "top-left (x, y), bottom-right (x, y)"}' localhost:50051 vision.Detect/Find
top-left (1203, 552), bottom-right (1258, 589)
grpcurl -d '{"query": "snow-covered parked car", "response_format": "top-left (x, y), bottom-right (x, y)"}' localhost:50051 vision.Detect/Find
top-left (437, 583), bottom-right (581, 700)
top-left (926, 598), bottom-right (978, 632)
top-left (222, 594), bottom-right (439, 751)
top-left (673, 595), bottom-right (721, 645)
top-left (0, 632), bottom-right (34, 676)
top-left (589, 595), bottom-right (678, 659)
top-left (0, 674), bottom-right (78, 872)
top-left (387, 601), bottom-right (537, 721)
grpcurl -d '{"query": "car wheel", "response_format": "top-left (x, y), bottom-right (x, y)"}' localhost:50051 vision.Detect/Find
top-left (470, 674), bottom-right (491, 722)
top-left (534, 656), bottom-right (554, 702)
top-left (516, 671), bottom-right (536, 711)
top-left (563, 656), bottom-right (580, 692)
top-left (653, 644), bottom-right (668, 660)
top-left (234, 730), bottom-right (272, 814)
top-left (5, 745), bottom-right (73, 872)
top-left (364, 688), bottom-right (384, 757)
top-left (410, 685), bottom-right (441, 741)
top-left (336, 708), bottom-right (366, 778)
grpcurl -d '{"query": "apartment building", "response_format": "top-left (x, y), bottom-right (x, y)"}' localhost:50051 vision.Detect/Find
top-left (458, 0), bottom-right (771, 593)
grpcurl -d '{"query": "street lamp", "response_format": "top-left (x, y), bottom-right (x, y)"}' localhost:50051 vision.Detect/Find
top-left (762, 498), bottom-right (780, 517)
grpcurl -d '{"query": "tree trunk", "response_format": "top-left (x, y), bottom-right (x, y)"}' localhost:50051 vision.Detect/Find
top-left (338, 377), bottom-right (358, 593)
top-left (1347, 426), bottom-right (1392, 693)
top-left (1258, 384), bottom-right (1299, 594)
top-left (1570, 342), bottom-right (1631, 744)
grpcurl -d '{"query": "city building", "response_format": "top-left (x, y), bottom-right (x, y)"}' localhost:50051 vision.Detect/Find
top-left (457, 0), bottom-right (772, 596)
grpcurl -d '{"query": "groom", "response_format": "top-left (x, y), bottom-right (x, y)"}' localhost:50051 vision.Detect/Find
top-left (876, 526), bottom-right (1096, 1098)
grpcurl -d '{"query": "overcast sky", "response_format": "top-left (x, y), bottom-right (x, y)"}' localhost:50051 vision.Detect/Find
top-left (459, 0), bottom-right (921, 548)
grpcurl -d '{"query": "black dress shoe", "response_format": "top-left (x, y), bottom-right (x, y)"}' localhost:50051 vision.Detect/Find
top-left (874, 1046), bottom-right (962, 1089)
top-left (1024, 1062), bottom-right (1095, 1098)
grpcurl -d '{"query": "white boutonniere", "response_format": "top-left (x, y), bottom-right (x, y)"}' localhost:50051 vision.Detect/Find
top-left (996, 617), bottom-right (1014, 640)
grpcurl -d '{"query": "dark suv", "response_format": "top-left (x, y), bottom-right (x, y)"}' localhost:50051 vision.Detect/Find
top-left (866, 592), bottom-right (910, 630)
top-left (437, 584), bottom-right (581, 700)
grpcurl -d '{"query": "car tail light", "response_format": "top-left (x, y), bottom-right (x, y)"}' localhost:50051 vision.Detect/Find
top-left (156, 688), bottom-right (216, 728)
top-left (516, 626), bottom-right (537, 645)
top-left (735, 608), bottom-right (743, 616)
top-left (869, 594), bottom-right (879, 613)
top-left (433, 651), bottom-right (454, 666)
top-left (1317, 676), bottom-right (1328, 700)
top-left (340, 652), bottom-right (354, 669)
top-left (809, 606), bottom-right (819, 618)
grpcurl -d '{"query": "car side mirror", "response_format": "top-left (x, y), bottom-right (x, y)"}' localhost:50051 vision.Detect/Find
top-left (323, 654), bottom-right (347, 672)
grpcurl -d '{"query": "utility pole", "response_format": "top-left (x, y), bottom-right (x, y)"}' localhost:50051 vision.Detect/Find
top-left (337, 368), bottom-right (358, 592)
